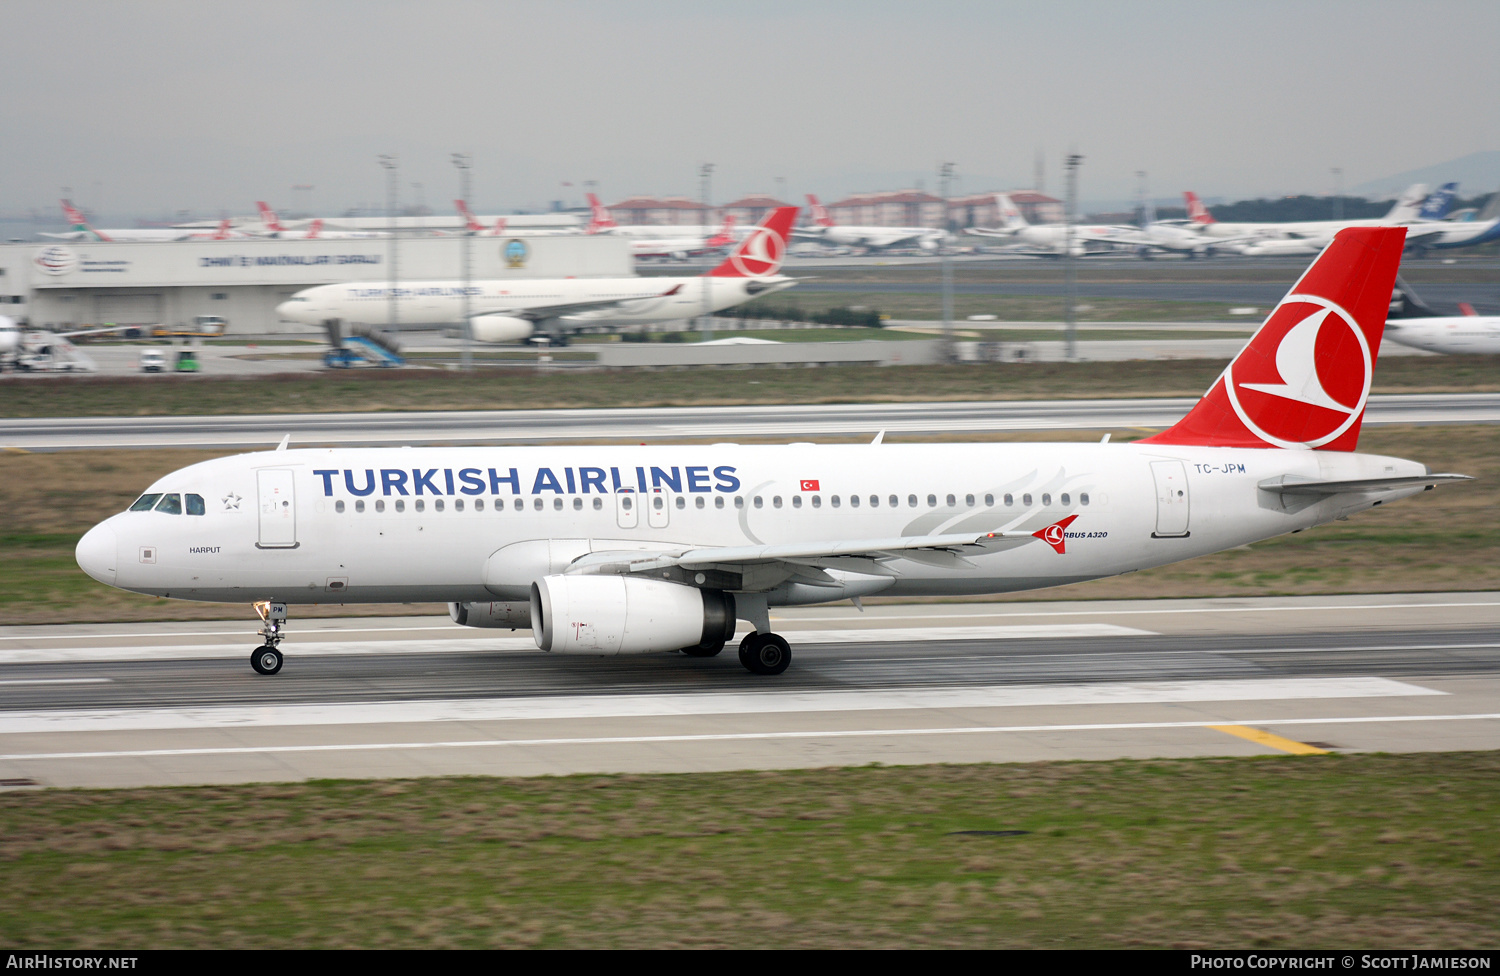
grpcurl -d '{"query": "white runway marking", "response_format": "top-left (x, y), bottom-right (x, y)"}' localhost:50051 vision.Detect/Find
top-left (0, 623), bottom-right (1154, 663)
top-left (2, 713), bottom-right (1495, 764)
top-left (0, 678), bottom-right (111, 686)
top-left (0, 676), bottom-right (1440, 734)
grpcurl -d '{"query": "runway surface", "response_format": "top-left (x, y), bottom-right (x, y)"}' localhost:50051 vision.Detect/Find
top-left (5, 393), bottom-right (1498, 450)
top-left (803, 279), bottom-right (1500, 314)
top-left (1, 592), bottom-right (1496, 788)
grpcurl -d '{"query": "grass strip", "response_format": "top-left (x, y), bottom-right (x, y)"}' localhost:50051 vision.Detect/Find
top-left (3, 355), bottom-right (1498, 419)
top-left (0, 752), bottom-right (1494, 948)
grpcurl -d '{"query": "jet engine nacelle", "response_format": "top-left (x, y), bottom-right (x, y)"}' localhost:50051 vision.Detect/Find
top-left (448, 601), bottom-right (532, 629)
top-left (469, 315), bottom-right (534, 344)
top-left (530, 575), bottom-right (736, 655)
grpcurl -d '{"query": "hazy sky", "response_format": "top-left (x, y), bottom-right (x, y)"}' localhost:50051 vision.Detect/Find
top-left (4, 0), bottom-right (1498, 219)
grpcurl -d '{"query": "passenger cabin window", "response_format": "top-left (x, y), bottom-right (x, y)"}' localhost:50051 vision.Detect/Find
top-left (435, 499), bottom-right (444, 512)
top-left (714, 497), bottom-right (724, 509)
top-left (395, 499), bottom-right (406, 513)
top-left (155, 494), bottom-right (182, 515)
top-left (1061, 493), bottom-right (1070, 506)
top-left (965, 494), bottom-right (975, 507)
top-left (849, 495), bottom-right (859, 508)
top-left (1080, 493), bottom-right (1090, 506)
top-left (414, 499), bottom-right (424, 513)
top-left (129, 494), bottom-right (162, 512)
top-left (907, 494), bottom-right (918, 508)
top-left (355, 500), bottom-right (366, 513)
top-left (593, 498), bottom-right (604, 510)
top-left (553, 498), bottom-right (564, 511)
top-left (335, 500), bottom-right (345, 514)
top-left (455, 499), bottom-right (464, 512)
top-left (791, 496), bottom-right (802, 509)
top-left (985, 494), bottom-right (994, 506)
top-left (574, 498), bottom-right (584, 510)
top-left (675, 497), bottom-right (685, 509)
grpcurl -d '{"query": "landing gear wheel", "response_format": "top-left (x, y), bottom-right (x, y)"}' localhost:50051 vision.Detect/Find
top-left (738, 632), bottom-right (791, 676)
top-left (682, 639), bottom-right (725, 658)
top-left (250, 644), bottom-right (283, 676)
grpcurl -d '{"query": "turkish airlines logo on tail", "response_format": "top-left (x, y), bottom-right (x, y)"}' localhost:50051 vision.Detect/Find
top-left (1225, 295), bottom-right (1371, 448)
top-left (729, 225), bottom-right (786, 277)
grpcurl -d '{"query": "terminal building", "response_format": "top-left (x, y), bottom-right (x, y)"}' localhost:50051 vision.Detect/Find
top-left (0, 234), bottom-right (631, 334)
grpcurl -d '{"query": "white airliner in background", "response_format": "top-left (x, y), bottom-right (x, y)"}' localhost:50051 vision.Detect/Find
top-left (39, 200), bottom-right (205, 243)
top-left (1383, 277), bottom-right (1500, 355)
top-left (793, 194), bottom-right (947, 252)
top-left (77, 227), bottom-right (1467, 677)
top-left (251, 202), bottom-right (387, 240)
top-left (1183, 185), bottom-right (1432, 243)
top-left (965, 193), bottom-right (1136, 256)
top-left (276, 207), bottom-right (800, 344)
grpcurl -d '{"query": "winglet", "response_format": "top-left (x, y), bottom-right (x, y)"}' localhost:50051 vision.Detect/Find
top-left (275, 434), bottom-right (290, 452)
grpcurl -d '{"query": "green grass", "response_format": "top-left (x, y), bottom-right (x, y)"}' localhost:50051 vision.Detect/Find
top-left (738, 290), bottom-right (1243, 322)
top-left (3, 355), bottom-right (1498, 419)
top-left (1, 753), bottom-right (1495, 948)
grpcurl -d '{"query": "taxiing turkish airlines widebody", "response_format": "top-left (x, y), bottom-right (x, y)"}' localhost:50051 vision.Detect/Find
top-left (77, 227), bottom-right (1469, 678)
top-left (275, 207), bottom-right (800, 344)
top-left (794, 194), bottom-right (948, 252)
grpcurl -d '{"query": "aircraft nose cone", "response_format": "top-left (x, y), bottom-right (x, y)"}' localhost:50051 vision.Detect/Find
top-left (75, 523), bottom-right (117, 586)
top-left (275, 301), bottom-right (298, 319)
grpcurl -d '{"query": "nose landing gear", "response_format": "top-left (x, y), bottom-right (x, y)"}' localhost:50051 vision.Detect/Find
top-left (251, 601), bottom-right (288, 675)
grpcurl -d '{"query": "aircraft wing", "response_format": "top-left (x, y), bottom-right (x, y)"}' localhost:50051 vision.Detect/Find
top-left (1258, 473), bottom-right (1471, 495)
top-left (572, 530), bottom-right (1041, 578)
top-left (469, 284), bottom-right (684, 321)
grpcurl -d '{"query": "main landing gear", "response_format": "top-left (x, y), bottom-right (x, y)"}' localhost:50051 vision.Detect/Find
top-left (251, 601), bottom-right (287, 676)
top-left (738, 632), bottom-right (791, 676)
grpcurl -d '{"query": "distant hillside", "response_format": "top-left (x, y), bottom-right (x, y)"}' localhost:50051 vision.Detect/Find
top-left (1205, 195), bottom-right (1393, 222)
top-left (1351, 151), bottom-right (1500, 197)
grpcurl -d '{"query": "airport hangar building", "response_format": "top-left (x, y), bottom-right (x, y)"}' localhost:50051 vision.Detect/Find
top-left (0, 235), bottom-right (632, 335)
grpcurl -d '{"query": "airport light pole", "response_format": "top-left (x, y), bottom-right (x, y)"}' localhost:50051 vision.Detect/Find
top-left (1064, 152), bottom-right (1083, 362)
top-left (699, 162), bottom-right (714, 341)
top-left (938, 162), bottom-right (956, 362)
top-left (452, 153), bottom-right (472, 372)
top-left (379, 155), bottom-right (400, 335)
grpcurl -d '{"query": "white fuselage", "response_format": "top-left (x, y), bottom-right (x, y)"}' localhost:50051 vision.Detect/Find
top-left (277, 274), bottom-right (795, 334)
top-left (1384, 315), bottom-right (1500, 355)
top-left (76, 442), bottom-right (1428, 608)
top-left (799, 225), bottom-right (945, 250)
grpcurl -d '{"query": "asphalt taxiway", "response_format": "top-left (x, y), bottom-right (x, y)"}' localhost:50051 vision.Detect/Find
top-left (1, 592), bottom-right (1495, 789)
top-left (5, 393), bottom-right (1498, 451)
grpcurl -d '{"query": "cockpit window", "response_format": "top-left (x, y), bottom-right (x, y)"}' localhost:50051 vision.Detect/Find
top-left (154, 493), bottom-right (182, 515)
top-left (185, 493), bottom-right (206, 516)
top-left (129, 493), bottom-right (162, 512)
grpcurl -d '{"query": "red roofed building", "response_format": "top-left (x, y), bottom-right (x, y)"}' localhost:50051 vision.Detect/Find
top-left (606, 196), bottom-right (713, 226)
top-left (719, 194), bottom-right (790, 227)
top-left (947, 192), bottom-right (1064, 229)
top-left (825, 190), bottom-right (946, 228)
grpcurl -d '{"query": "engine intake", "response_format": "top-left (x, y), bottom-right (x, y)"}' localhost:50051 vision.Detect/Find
top-left (530, 575), bottom-right (736, 655)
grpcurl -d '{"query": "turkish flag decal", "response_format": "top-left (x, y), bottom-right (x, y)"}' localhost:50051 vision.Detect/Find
top-left (800, 479), bottom-right (820, 491)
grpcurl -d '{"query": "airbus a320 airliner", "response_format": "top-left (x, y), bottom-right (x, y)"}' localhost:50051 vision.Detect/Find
top-left (76, 227), bottom-right (1467, 676)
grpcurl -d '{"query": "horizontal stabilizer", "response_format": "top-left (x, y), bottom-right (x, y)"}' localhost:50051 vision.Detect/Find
top-left (1258, 473), bottom-right (1471, 495)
